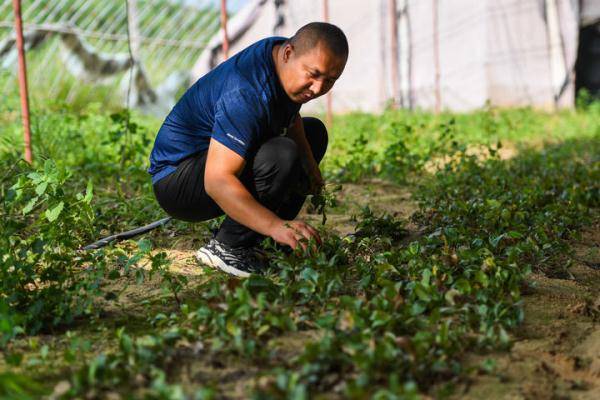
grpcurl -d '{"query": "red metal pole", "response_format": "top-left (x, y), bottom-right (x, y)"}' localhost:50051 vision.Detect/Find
top-left (323, 0), bottom-right (333, 127)
top-left (389, 0), bottom-right (399, 109)
top-left (12, 0), bottom-right (32, 164)
top-left (221, 0), bottom-right (229, 60)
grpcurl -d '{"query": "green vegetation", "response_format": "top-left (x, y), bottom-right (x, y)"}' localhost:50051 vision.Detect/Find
top-left (326, 103), bottom-right (599, 182)
top-left (0, 101), bottom-right (598, 398)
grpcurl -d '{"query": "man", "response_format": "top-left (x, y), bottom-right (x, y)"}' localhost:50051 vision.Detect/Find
top-left (148, 22), bottom-right (348, 277)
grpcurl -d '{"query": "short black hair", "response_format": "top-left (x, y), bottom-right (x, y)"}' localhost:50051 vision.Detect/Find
top-left (287, 22), bottom-right (348, 59)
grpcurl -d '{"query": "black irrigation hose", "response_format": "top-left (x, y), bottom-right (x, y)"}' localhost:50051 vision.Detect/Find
top-left (81, 217), bottom-right (172, 250)
top-left (78, 219), bottom-right (389, 252)
top-left (78, 0), bottom-right (168, 252)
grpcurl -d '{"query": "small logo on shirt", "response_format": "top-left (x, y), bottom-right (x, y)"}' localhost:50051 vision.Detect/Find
top-left (226, 133), bottom-right (246, 146)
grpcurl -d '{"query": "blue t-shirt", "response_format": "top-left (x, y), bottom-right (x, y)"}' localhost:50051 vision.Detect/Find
top-left (148, 36), bottom-right (301, 184)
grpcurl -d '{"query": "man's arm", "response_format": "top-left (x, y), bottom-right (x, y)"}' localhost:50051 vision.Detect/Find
top-left (204, 138), bottom-right (321, 250)
top-left (286, 114), bottom-right (324, 193)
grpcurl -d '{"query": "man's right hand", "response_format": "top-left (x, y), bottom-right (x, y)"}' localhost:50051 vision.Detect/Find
top-left (269, 219), bottom-right (322, 251)
top-left (205, 139), bottom-right (322, 253)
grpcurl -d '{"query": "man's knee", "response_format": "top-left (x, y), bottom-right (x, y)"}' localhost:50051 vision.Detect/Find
top-left (302, 117), bottom-right (328, 162)
top-left (255, 136), bottom-right (300, 177)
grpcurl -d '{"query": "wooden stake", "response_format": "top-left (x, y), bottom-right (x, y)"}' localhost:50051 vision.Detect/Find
top-left (12, 0), bottom-right (32, 164)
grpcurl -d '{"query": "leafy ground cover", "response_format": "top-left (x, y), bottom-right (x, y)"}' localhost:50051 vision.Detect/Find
top-left (0, 102), bottom-right (598, 399)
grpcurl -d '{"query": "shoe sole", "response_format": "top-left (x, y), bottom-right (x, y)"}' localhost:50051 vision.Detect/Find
top-left (195, 248), bottom-right (251, 278)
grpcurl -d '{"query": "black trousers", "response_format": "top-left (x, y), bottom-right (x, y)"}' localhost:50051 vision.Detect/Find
top-left (152, 117), bottom-right (328, 248)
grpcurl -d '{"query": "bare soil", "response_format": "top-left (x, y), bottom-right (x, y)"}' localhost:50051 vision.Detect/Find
top-left (454, 222), bottom-right (600, 400)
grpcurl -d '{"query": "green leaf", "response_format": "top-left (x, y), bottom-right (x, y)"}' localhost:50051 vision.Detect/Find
top-left (226, 320), bottom-right (240, 336)
top-left (411, 301), bottom-right (427, 316)
top-left (43, 159), bottom-right (54, 176)
top-left (119, 332), bottom-right (133, 354)
top-left (480, 358), bottom-right (497, 373)
top-left (83, 180), bottom-right (93, 203)
top-left (475, 270), bottom-right (489, 287)
top-left (22, 196), bottom-right (38, 215)
top-left (26, 172), bottom-right (42, 184)
top-left (40, 345), bottom-right (49, 359)
top-left (300, 268), bottom-right (319, 283)
top-left (414, 283), bottom-right (431, 302)
top-left (485, 199), bottom-right (501, 209)
top-left (45, 201), bottom-right (64, 222)
top-left (507, 231), bottom-right (523, 239)
top-left (137, 239), bottom-right (152, 253)
top-left (489, 234), bottom-right (504, 248)
top-left (421, 269), bottom-right (432, 286)
top-left (135, 269), bottom-right (145, 284)
top-left (246, 275), bottom-right (277, 294)
top-left (498, 327), bottom-right (510, 345)
top-left (34, 182), bottom-right (48, 196)
top-left (257, 325), bottom-right (270, 336)
top-left (453, 278), bottom-right (471, 294)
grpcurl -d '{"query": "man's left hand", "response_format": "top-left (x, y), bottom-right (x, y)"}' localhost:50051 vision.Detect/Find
top-left (307, 161), bottom-right (324, 195)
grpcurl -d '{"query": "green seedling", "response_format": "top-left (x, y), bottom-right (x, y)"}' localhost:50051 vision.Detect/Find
top-left (309, 183), bottom-right (342, 225)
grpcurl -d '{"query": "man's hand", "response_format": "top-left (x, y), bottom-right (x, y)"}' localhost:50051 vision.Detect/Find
top-left (300, 156), bottom-right (324, 195)
top-left (269, 219), bottom-right (322, 251)
top-left (205, 139), bottom-right (323, 254)
top-left (307, 162), bottom-right (325, 195)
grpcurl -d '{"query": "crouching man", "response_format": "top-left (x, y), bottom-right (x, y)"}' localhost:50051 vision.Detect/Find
top-left (148, 22), bottom-right (348, 277)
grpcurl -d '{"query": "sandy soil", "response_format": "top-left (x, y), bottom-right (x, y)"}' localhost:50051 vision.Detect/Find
top-left (454, 222), bottom-right (600, 400)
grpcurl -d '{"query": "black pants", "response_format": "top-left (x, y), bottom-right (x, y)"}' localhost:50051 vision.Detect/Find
top-left (153, 117), bottom-right (328, 248)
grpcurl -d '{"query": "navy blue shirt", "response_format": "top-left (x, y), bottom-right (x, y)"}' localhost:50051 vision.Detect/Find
top-left (148, 36), bottom-right (301, 184)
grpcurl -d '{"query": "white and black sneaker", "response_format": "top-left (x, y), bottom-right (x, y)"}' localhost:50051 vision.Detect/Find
top-left (195, 238), bottom-right (266, 278)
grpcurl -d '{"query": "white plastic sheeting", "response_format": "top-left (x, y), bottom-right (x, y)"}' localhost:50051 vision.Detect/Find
top-left (192, 0), bottom-right (599, 113)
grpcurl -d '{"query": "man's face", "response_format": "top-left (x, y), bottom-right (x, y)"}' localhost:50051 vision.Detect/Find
top-left (279, 42), bottom-right (346, 104)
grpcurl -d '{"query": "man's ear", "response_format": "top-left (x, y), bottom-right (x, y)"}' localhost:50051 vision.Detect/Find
top-left (283, 43), bottom-right (294, 63)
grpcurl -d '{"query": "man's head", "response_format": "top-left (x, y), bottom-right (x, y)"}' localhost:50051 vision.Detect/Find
top-left (274, 22), bottom-right (348, 104)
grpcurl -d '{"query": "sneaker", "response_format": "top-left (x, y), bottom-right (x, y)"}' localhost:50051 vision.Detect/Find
top-left (195, 238), bottom-right (265, 277)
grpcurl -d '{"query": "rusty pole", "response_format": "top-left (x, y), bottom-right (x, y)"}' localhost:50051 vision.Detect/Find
top-left (221, 0), bottom-right (229, 60)
top-left (323, 0), bottom-right (333, 127)
top-left (12, 0), bottom-right (32, 164)
top-left (389, 0), bottom-right (399, 109)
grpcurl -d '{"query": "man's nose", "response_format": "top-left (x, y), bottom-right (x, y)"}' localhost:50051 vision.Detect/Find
top-left (310, 80), bottom-right (325, 96)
